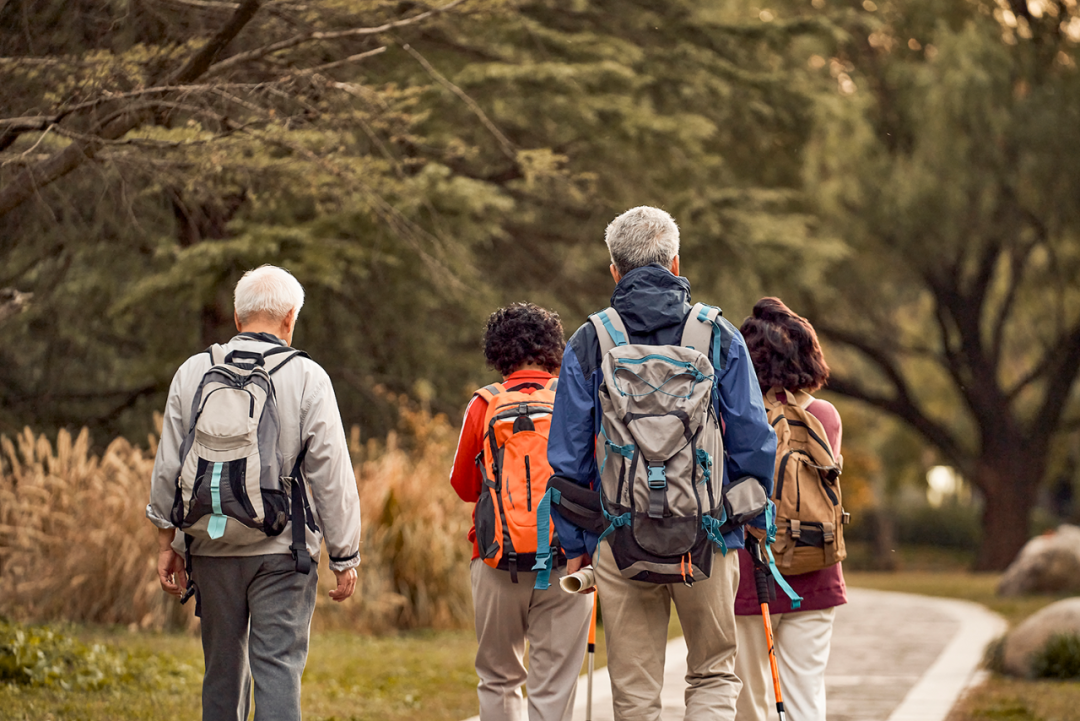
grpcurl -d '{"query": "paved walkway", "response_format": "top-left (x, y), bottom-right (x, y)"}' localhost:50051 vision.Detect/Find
top-left (462, 587), bottom-right (1006, 721)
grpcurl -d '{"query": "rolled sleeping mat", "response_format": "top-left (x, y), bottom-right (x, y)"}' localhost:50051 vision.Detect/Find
top-left (560, 566), bottom-right (596, 594)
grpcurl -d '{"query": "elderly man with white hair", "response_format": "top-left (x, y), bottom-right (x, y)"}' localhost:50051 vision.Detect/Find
top-left (147, 265), bottom-right (361, 721)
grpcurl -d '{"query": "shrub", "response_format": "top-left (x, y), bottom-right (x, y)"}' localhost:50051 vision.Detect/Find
top-left (894, 502), bottom-right (982, 550)
top-left (0, 618), bottom-right (195, 690)
top-left (1030, 633), bottom-right (1080, 680)
top-left (0, 396), bottom-right (473, 634)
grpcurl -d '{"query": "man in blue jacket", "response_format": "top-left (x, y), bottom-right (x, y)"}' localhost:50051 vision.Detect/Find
top-left (547, 206), bottom-right (776, 720)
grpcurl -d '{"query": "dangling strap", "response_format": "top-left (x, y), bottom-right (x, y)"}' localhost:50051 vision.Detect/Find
top-left (764, 502), bottom-right (802, 609)
top-left (701, 510), bottom-right (729, 556)
top-left (589, 307), bottom-right (629, 356)
top-left (532, 488), bottom-right (559, 590)
top-left (289, 445), bottom-right (312, 574)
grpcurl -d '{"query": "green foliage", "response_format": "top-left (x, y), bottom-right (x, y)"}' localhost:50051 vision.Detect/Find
top-left (892, 502), bottom-right (983, 549)
top-left (0, 0), bottom-right (833, 443)
top-left (0, 619), bottom-right (195, 691)
top-left (1030, 633), bottom-right (1080, 680)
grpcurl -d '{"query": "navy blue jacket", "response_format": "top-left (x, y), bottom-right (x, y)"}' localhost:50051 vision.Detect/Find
top-left (547, 265), bottom-right (777, 560)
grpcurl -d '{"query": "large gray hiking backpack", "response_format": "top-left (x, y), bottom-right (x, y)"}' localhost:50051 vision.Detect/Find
top-left (169, 345), bottom-right (315, 583)
top-left (592, 303), bottom-right (767, 584)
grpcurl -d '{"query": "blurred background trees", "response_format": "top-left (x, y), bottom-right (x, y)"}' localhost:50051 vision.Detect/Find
top-left (1, 0), bottom-right (1078, 570)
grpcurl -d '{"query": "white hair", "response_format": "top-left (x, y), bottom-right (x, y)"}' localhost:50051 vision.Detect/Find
top-left (604, 206), bottom-right (680, 276)
top-left (233, 265), bottom-right (305, 324)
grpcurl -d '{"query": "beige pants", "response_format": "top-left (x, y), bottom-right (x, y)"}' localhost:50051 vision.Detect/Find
top-left (734, 607), bottom-right (837, 721)
top-left (595, 544), bottom-right (741, 721)
top-left (471, 558), bottom-right (592, 721)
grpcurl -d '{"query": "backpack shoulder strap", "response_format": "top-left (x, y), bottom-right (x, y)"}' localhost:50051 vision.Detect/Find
top-left (263, 347), bottom-right (311, 376)
top-left (588, 307), bottom-right (629, 357)
top-left (544, 377), bottom-right (559, 392)
top-left (206, 344), bottom-right (226, 366)
top-left (681, 303), bottom-right (720, 358)
top-left (474, 382), bottom-right (506, 404)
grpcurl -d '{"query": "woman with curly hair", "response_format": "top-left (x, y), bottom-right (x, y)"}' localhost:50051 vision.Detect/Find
top-left (449, 302), bottom-right (591, 721)
top-left (734, 297), bottom-right (847, 721)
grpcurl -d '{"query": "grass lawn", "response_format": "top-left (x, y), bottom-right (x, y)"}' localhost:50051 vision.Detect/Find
top-left (6, 547), bottom-right (1077, 721)
top-left (1, 626), bottom-right (480, 721)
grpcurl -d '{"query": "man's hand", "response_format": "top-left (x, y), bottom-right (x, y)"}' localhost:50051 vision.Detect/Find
top-left (565, 553), bottom-right (596, 593)
top-left (329, 567), bottom-right (357, 602)
top-left (156, 528), bottom-right (187, 598)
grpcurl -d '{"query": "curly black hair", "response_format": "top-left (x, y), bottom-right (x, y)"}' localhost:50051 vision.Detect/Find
top-left (483, 302), bottom-right (565, 376)
top-left (739, 297), bottom-right (830, 393)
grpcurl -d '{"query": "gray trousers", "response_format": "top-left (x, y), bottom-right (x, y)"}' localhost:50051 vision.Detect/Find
top-left (192, 554), bottom-right (319, 721)
top-left (471, 558), bottom-right (592, 721)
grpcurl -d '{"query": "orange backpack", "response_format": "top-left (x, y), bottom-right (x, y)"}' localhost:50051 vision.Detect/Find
top-left (473, 378), bottom-right (558, 582)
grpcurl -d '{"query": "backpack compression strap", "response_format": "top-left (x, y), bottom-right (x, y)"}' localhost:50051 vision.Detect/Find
top-left (589, 307), bottom-right (629, 356)
top-left (288, 445), bottom-right (312, 574)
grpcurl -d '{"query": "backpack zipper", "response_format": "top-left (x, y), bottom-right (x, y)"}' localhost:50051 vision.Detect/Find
top-left (525, 456), bottom-right (532, 512)
top-left (784, 418), bottom-right (833, 461)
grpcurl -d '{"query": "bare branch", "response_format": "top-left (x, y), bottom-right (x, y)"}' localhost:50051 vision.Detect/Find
top-left (0, 125), bottom-right (56, 168)
top-left (169, 0), bottom-right (263, 83)
top-left (0, 0), bottom-right (264, 219)
top-left (286, 46), bottom-right (387, 77)
top-left (400, 42), bottom-right (516, 161)
top-left (206, 0), bottom-right (469, 77)
top-left (824, 372), bottom-right (970, 473)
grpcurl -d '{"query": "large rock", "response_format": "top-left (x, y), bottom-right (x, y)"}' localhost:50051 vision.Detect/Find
top-left (997, 524), bottom-right (1080, 596)
top-left (1001, 597), bottom-right (1080, 677)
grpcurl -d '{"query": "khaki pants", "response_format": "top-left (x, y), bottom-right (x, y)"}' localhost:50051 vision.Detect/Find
top-left (471, 558), bottom-right (592, 721)
top-left (595, 544), bottom-right (741, 721)
top-left (734, 607), bottom-right (836, 721)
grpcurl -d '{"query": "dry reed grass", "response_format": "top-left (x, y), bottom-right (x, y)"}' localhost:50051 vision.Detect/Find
top-left (316, 395), bottom-right (473, 633)
top-left (0, 396), bottom-right (473, 634)
top-left (0, 425), bottom-right (188, 631)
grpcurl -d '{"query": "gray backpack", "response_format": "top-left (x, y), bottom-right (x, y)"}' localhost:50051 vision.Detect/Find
top-left (169, 345), bottom-right (314, 579)
top-left (592, 303), bottom-right (766, 584)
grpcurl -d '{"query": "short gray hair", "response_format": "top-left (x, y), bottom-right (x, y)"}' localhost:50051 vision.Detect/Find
top-left (604, 206), bottom-right (680, 277)
top-left (233, 265), bottom-right (305, 324)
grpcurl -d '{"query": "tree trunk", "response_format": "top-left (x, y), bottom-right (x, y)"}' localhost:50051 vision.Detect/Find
top-left (972, 450), bottom-right (1041, 571)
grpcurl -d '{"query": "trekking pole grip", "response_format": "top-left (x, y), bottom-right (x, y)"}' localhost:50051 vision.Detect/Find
top-left (755, 562), bottom-right (771, 606)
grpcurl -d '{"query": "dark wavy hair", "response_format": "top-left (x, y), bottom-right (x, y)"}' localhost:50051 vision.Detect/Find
top-left (483, 302), bottom-right (565, 376)
top-left (739, 297), bottom-right (830, 392)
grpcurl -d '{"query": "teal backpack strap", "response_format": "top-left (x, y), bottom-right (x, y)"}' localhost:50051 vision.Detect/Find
top-left (682, 303), bottom-right (726, 372)
top-left (532, 488), bottom-right (560, 590)
top-left (681, 303), bottom-right (716, 357)
top-left (588, 307), bottom-right (629, 356)
top-left (764, 501), bottom-right (803, 609)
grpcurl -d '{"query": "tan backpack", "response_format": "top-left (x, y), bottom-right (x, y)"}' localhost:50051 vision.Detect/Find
top-left (765, 388), bottom-right (848, 575)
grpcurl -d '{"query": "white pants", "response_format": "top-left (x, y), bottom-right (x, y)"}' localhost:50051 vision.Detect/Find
top-left (734, 607), bottom-right (837, 721)
top-left (471, 559), bottom-right (592, 721)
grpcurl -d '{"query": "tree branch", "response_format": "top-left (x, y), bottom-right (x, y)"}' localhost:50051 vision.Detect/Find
top-left (0, 0), bottom-right (263, 220)
top-left (825, 372), bottom-right (969, 471)
top-left (400, 42), bottom-right (516, 161)
top-left (205, 0), bottom-right (468, 77)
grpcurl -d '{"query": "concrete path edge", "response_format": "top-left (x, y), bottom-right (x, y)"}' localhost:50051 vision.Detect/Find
top-left (879, 590), bottom-right (1007, 721)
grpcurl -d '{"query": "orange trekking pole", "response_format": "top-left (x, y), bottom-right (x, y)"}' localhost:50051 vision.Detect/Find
top-left (586, 590), bottom-right (598, 721)
top-left (751, 540), bottom-right (787, 721)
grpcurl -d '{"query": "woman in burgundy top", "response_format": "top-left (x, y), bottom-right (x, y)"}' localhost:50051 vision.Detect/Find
top-left (734, 297), bottom-right (846, 721)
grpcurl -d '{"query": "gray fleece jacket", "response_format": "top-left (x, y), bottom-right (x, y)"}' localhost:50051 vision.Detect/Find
top-left (146, 332), bottom-right (361, 572)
